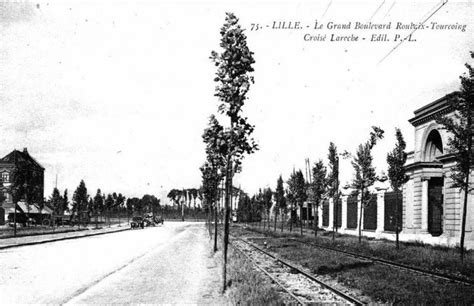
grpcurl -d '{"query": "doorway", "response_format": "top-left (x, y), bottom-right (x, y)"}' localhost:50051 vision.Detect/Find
top-left (428, 177), bottom-right (444, 236)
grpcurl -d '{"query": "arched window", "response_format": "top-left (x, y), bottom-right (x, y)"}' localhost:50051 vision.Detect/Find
top-left (424, 130), bottom-right (443, 162)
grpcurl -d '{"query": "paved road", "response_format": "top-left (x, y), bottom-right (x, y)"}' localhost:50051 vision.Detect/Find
top-left (0, 222), bottom-right (224, 304)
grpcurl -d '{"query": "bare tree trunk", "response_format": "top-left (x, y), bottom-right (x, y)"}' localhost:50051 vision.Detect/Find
top-left (460, 174), bottom-right (470, 262)
top-left (222, 155), bottom-right (232, 292)
top-left (300, 205), bottom-right (303, 235)
top-left (14, 203), bottom-right (17, 236)
top-left (307, 203), bottom-right (310, 233)
top-left (274, 209), bottom-right (277, 231)
top-left (214, 204), bottom-right (218, 253)
top-left (358, 192), bottom-right (364, 243)
top-left (460, 111), bottom-right (472, 262)
top-left (289, 203), bottom-right (293, 232)
top-left (281, 210), bottom-right (284, 232)
top-left (314, 203), bottom-right (318, 237)
top-left (395, 191), bottom-right (400, 249)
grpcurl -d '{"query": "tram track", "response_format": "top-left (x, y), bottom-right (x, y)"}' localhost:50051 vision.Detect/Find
top-left (230, 236), bottom-right (365, 305)
top-left (239, 225), bottom-right (473, 286)
top-left (287, 238), bottom-right (474, 286)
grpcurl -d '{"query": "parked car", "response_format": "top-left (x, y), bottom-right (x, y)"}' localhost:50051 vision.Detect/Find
top-left (154, 215), bottom-right (164, 225)
top-left (130, 216), bottom-right (144, 229)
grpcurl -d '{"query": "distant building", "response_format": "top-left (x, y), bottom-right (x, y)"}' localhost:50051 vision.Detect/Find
top-left (0, 148), bottom-right (45, 225)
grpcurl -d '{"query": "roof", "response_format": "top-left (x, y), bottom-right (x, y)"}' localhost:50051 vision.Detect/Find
top-left (408, 92), bottom-right (459, 127)
top-left (0, 149), bottom-right (44, 170)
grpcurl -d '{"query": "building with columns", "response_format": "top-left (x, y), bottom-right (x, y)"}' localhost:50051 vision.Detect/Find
top-left (318, 92), bottom-right (474, 249)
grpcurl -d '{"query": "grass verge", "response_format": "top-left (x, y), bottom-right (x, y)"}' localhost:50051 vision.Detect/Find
top-left (238, 225), bottom-right (474, 304)
top-left (240, 223), bottom-right (474, 281)
top-left (209, 225), bottom-right (287, 304)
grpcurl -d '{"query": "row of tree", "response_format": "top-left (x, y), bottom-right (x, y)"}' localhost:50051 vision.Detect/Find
top-left (243, 51), bottom-right (473, 262)
top-left (46, 180), bottom-right (160, 228)
top-left (166, 188), bottom-right (202, 208)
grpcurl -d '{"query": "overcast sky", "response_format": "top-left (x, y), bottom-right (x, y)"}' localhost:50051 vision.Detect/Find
top-left (0, 0), bottom-right (472, 203)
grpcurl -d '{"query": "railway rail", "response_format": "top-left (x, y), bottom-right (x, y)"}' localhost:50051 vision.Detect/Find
top-left (287, 238), bottom-right (474, 286)
top-left (231, 237), bottom-right (364, 305)
top-left (239, 225), bottom-right (473, 286)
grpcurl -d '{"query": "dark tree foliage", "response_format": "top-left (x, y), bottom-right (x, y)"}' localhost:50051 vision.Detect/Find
top-left (126, 198), bottom-right (133, 217)
top-left (387, 129), bottom-right (409, 191)
top-left (167, 189), bottom-right (182, 207)
top-left (287, 170), bottom-right (307, 234)
top-left (72, 180), bottom-right (88, 215)
top-left (93, 189), bottom-right (104, 214)
top-left (327, 143), bottom-right (342, 238)
top-left (351, 126), bottom-right (384, 243)
top-left (311, 160), bottom-right (327, 236)
top-left (236, 193), bottom-right (259, 222)
top-left (200, 161), bottom-right (220, 212)
top-left (50, 187), bottom-right (63, 216)
top-left (262, 187), bottom-right (273, 221)
top-left (63, 189), bottom-right (69, 213)
top-left (387, 128), bottom-right (409, 249)
top-left (436, 52), bottom-right (473, 261)
top-left (275, 175), bottom-right (286, 231)
top-left (11, 164), bottom-right (43, 213)
top-left (105, 194), bottom-right (114, 211)
top-left (210, 12), bottom-right (258, 292)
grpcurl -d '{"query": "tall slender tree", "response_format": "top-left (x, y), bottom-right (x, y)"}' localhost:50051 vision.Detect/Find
top-left (436, 52), bottom-right (473, 262)
top-left (262, 187), bottom-right (273, 231)
top-left (275, 176), bottom-right (286, 232)
top-left (63, 189), bottom-right (69, 213)
top-left (105, 194), bottom-right (114, 227)
top-left (93, 189), bottom-right (103, 229)
top-left (50, 187), bottom-right (62, 216)
top-left (200, 160), bottom-right (221, 252)
top-left (288, 170), bottom-right (306, 235)
top-left (387, 128), bottom-right (409, 249)
top-left (327, 142), bottom-right (341, 240)
top-left (351, 127), bottom-right (384, 243)
top-left (72, 180), bottom-right (88, 228)
top-left (210, 12), bottom-right (258, 292)
top-left (311, 160), bottom-right (327, 236)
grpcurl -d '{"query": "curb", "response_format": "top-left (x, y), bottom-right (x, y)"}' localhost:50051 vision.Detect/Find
top-left (0, 227), bottom-right (131, 250)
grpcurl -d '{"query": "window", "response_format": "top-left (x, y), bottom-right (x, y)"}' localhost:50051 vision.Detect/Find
top-left (2, 172), bottom-right (9, 183)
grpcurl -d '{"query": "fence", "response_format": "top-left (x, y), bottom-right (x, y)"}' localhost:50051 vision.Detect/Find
top-left (333, 199), bottom-right (342, 228)
top-left (384, 191), bottom-right (403, 232)
top-left (363, 194), bottom-right (377, 230)
top-left (322, 200), bottom-right (329, 227)
top-left (347, 195), bottom-right (358, 229)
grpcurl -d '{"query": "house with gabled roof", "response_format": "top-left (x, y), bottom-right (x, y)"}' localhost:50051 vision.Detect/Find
top-left (0, 148), bottom-right (45, 224)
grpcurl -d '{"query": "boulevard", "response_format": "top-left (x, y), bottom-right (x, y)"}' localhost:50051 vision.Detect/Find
top-left (0, 222), bottom-right (221, 304)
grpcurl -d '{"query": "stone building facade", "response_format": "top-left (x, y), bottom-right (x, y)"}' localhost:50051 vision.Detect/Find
top-left (317, 92), bottom-right (474, 249)
top-left (402, 92), bottom-right (474, 248)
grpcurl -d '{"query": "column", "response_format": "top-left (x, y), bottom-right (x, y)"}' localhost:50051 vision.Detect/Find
top-left (329, 198), bottom-right (334, 229)
top-left (376, 190), bottom-right (386, 233)
top-left (421, 178), bottom-right (429, 232)
top-left (341, 195), bottom-right (348, 230)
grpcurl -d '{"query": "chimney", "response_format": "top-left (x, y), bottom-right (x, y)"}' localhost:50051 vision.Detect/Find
top-left (23, 148), bottom-right (28, 153)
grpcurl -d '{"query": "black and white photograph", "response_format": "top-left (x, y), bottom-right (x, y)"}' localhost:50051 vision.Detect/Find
top-left (0, 0), bottom-right (473, 304)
